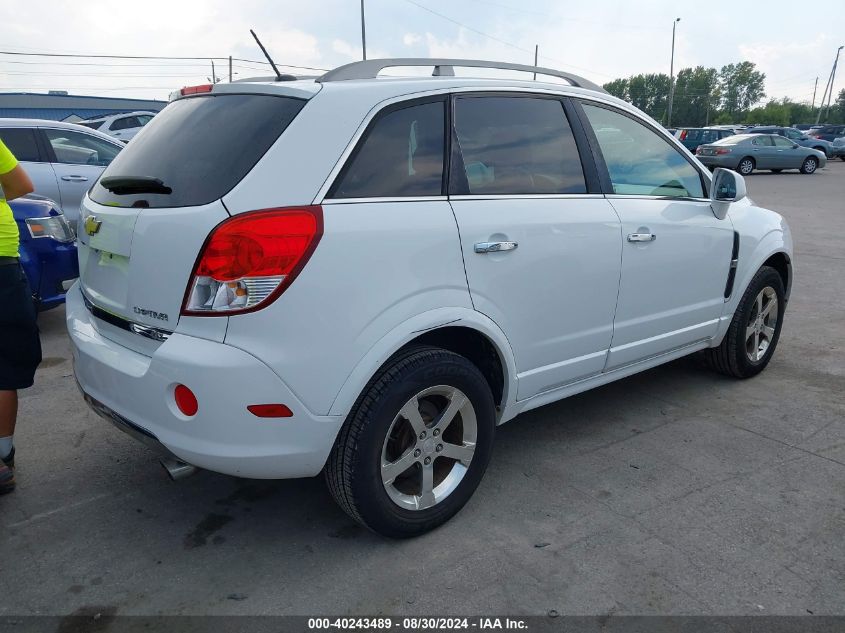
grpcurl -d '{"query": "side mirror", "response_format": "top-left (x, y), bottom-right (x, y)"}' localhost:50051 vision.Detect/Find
top-left (710, 167), bottom-right (746, 219)
top-left (792, 143), bottom-right (799, 149)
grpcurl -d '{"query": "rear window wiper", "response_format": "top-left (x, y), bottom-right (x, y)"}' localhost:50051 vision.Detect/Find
top-left (99, 176), bottom-right (172, 195)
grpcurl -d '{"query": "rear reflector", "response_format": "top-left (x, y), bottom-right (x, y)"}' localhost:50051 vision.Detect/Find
top-left (174, 384), bottom-right (199, 416)
top-left (180, 84), bottom-right (214, 96)
top-left (182, 206), bottom-right (323, 316)
top-left (247, 404), bottom-right (293, 418)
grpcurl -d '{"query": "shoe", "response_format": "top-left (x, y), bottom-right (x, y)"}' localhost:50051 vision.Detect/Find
top-left (0, 462), bottom-right (14, 495)
top-left (1, 447), bottom-right (13, 469)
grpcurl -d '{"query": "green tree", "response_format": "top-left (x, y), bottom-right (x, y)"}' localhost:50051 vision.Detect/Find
top-left (671, 66), bottom-right (718, 126)
top-left (718, 62), bottom-right (766, 118)
top-left (603, 78), bottom-right (629, 101)
top-left (832, 89), bottom-right (845, 124)
top-left (627, 73), bottom-right (671, 121)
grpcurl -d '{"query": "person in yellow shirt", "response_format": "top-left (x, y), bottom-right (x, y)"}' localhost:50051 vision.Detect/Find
top-left (0, 138), bottom-right (39, 494)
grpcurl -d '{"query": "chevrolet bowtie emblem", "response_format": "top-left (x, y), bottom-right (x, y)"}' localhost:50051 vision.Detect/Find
top-left (84, 215), bottom-right (102, 236)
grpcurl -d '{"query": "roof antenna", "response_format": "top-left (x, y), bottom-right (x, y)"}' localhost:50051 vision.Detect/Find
top-left (250, 29), bottom-right (285, 81)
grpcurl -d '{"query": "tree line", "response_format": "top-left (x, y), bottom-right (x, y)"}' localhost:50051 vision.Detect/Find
top-left (603, 61), bottom-right (845, 127)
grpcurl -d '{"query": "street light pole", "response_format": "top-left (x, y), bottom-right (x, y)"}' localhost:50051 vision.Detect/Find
top-left (361, 0), bottom-right (367, 61)
top-left (666, 17), bottom-right (681, 128)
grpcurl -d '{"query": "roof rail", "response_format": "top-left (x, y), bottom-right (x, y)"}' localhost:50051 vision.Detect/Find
top-left (317, 58), bottom-right (607, 93)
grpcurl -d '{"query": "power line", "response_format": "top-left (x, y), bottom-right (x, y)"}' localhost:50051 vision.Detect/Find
top-left (402, 0), bottom-right (611, 78)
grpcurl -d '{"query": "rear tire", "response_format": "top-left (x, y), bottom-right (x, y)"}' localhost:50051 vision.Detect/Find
top-left (325, 346), bottom-right (496, 538)
top-left (737, 157), bottom-right (755, 175)
top-left (800, 156), bottom-right (818, 174)
top-left (704, 266), bottom-right (785, 379)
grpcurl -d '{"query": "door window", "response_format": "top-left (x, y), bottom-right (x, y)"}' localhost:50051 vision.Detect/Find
top-left (0, 128), bottom-right (40, 162)
top-left (773, 136), bottom-right (794, 147)
top-left (109, 117), bottom-right (134, 131)
top-left (43, 129), bottom-right (121, 166)
top-left (329, 100), bottom-right (445, 199)
top-left (451, 96), bottom-right (585, 195)
top-left (784, 128), bottom-right (802, 140)
top-left (581, 103), bottom-right (704, 198)
top-left (752, 136), bottom-right (774, 146)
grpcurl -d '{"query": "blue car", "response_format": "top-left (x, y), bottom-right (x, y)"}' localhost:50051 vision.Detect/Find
top-left (12, 195), bottom-right (78, 311)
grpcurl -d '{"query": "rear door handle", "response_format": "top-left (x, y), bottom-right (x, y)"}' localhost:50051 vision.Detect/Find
top-left (627, 233), bottom-right (656, 242)
top-left (474, 241), bottom-right (518, 253)
top-left (61, 175), bottom-right (88, 182)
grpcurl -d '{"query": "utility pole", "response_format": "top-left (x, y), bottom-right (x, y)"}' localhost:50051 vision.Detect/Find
top-left (533, 44), bottom-right (538, 80)
top-left (666, 17), bottom-right (681, 127)
top-left (811, 76), bottom-right (818, 111)
top-left (705, 91), bottom-right (710, 126)
top-left (360, 0), bottom-right (367, 60)
top-left (816, 45), bottom-right (843, 124)
top-left (823, 45), bottom-right (843, 122)
top-left (229, 55), bottom-right (233, 82)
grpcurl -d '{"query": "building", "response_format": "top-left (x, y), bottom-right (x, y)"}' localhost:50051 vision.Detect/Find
top-left (0, 92), bottom-right (166, 122)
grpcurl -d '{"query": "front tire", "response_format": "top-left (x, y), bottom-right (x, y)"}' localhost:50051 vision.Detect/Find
top-left (737, 157), bottom-right (755, 175)
top-left (325, 346), bottom-right (496, 538)
top-left (704, 266), bottom-right (785, 378)
top-left (800, 156), bottom-right (819, 174)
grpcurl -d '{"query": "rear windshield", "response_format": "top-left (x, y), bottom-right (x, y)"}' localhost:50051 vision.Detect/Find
top-left (713, 134), bottom-right (752, 145)
top-left (90, 94), bottom-right (305, 208)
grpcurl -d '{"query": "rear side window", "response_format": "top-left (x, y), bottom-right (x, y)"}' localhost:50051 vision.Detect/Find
top-left (329, 100), bottom-right (445, 198)
top-left (582, 103), bottom-right (704, 198)
top-left (451, 96), bottom-right (586, 195)
top-left (44, 129), bottom-right (121, 166)
top-left (90, 94), bottom-right (305, 208)
top-left (0, 128), bottom-right (40, 162)
top-left (109, 117), bottom-right (135, 131)
top-left (752, 136), bottom-right (774, 146)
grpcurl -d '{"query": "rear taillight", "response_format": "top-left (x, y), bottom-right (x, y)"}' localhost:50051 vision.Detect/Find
top-left (679, 130), bottom-right (688, 140)
top-left (182, 206), bottom-right (323, 316)
top-left (715, 148), bottom-right (732, 155)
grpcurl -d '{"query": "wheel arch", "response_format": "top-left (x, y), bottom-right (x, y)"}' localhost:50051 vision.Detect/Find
top-left (328, 308), bottom-right (517, 421)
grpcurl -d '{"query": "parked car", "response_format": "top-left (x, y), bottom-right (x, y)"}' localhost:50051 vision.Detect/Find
top-left (674, 127), bottom-right (735, 152)
top-left (793, 124), bottom-right (816, 131)
top-left (13, 195), bottom-right (78, 311)
top-left (68, 59), bottom-right (794, 537)
top-left (747, 125), bottom-right (832, 157)
top-left (696, 133), bottom-right (826, 175)
top-left (77, 111), bottom-right (157, 143)
top-left (832, 136), bottom-right (845, 160)
top-left (807, 124), bottom-right (845, 142)
top-left (0, 119), bottom-right (123, 223)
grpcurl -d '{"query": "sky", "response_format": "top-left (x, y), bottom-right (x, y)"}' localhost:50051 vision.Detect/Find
top-left (1, 0), bottom-right (844, 106)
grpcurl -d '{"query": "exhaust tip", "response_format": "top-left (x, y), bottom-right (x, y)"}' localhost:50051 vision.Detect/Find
top-left (160, 458), bottom-right (199, 481)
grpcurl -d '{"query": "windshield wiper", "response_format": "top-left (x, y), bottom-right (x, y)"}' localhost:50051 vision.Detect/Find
top-left (99, 176), bottom-right (172, 195)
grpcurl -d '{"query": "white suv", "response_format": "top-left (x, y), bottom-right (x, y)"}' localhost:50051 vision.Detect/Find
top-left (68, 59), bottom-right (793, 537)
top-left (78, 110), bottom-right (156, 142)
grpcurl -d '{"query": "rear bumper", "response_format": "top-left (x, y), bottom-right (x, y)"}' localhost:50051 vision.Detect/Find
top-left (66, 284), bottom-right (343, 479)
top-left (697, 155), bottom-right (738, 169)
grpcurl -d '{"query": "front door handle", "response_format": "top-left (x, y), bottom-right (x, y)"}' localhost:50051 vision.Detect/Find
top-left (627, 233), bottom-right (656, 242)
top-left (474, 241), bottom-right (518, 253)
top-left (61, 175), bottom-right (88, 182)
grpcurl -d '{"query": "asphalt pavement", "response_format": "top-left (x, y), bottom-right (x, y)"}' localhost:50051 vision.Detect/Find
top-left (1, 161), bottom-right (843, 617)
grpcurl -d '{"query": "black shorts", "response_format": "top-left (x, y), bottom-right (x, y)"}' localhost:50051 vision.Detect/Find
top-left (0, 263), bottom-right (42, 390)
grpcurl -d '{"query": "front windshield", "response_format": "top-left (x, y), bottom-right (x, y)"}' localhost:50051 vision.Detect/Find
top-left (712, 134), bottom-right (753, 146)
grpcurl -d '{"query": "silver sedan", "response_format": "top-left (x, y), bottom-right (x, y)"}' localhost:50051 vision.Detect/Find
top-left (696, 133), bottom-right (826, 175)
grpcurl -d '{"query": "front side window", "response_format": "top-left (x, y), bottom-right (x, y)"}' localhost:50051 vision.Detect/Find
top-left (752, 136), bottom-right (774, 146)
top-left (773, 136), bottom-right (794, 147)
top-left (784, 129), bottom-right (802, 140)
top-left (329, 100), bottom-right (445, 199)
top-left (451, 96), bottom-right (586, 195)
top-left (581, 103), bottom-right (704, 198)
top-left (0, 128), bottom-right (40, 162)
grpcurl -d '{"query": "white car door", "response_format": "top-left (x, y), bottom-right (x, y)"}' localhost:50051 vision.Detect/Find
top-left (40, 127), bottom-right (122, 223)
top-left (578, 102), bottom-right (735, 370)
top-left (449, 95), bottom-right (622, 400)
top-left (0, 127), bottom-right (62, 206)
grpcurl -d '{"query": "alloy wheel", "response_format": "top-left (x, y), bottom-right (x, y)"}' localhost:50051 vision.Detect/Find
top-left (381, 385), bottom-right (477, 511)
top-left (803, 158), bottom-right (817, 173)
top-left (745, 286), bottom-right (778, 362)
top-left (739, 159), bottom-right (754, 175)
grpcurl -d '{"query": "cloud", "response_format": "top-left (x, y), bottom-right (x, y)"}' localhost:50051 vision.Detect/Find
top-left (403, 33), bottom-right (422, 46)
